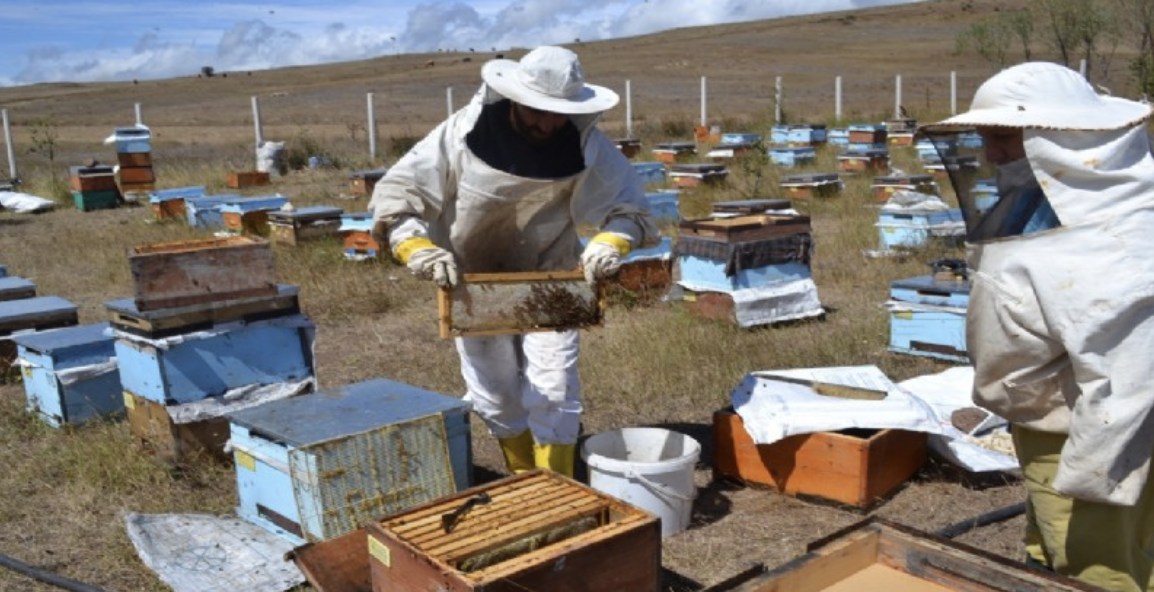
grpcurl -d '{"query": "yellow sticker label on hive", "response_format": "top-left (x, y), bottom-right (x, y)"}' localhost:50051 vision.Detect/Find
top-left (369, 536), bottom-right (391, 567)
top-left (896, 311), bottom-right (914, 320)
top-left (235, 450), bottom-right (256, 472)
top-left (122, 391), bottom-right (136, 409)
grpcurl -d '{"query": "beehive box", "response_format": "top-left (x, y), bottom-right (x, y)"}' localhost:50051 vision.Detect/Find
top-left (607, 237), bottom-right (673, 304)
top-left (670, 163), bottom-right (728, 188)
top-left (915, 137), bottom-right (959, 164)
top-left (676, 233), bottom-right (813, 292)
top-left (726, 518), bottom-right (1101, 592)
top-left (877, 208), bottom-right (964, 251)
top-left (366, 470), bottom-right (661, 592)
top-left (614, 138), bottom-right (642, 159)
top-left (68, 164), bottom-right (117, 192)
top-left (847, 124), bottom-right (887, 145)
top-left (870, 174), bottom-right (938, 203)
top-left (827, 128), bottom-right (849, 145)
top-left (651, 141), bottom-right (696, 164)
top-left (438, 271), bottom-right (602, 338)
top-left (184, 194), bottom-right (238, 229)
top-left (268, 206), bottom-right (344, 246)
top-left (72, 189), bottom-right (120, 211)
top-left (838, 148), bottom-right (889, 174)
top-left (338, 213), bottom-right (381, 261)
top-left (887, 132), bottom-right (914, 147)
top-left (767, 146), bottom-right (816, 168)
top-left (227, 378), bottom-right (472, 544)
top-left (889, 275), bottom-right (970, 363)
top-left (149, 186), bottom-right (205, 221)
top-left (645, 190), bottom-right (680, 224)
top-left (769, 124), bottom-right (827, 145)
top-left (925, 155), bottom-right (980, 180)
top-left (106, 284), bottom-right (300, 339)
top-left (14, 322), bottom-right (122, 427)
top-left (0, 296), bottom-right (80, 375)
top-left (118, 165), bottom-right (155, 185)
top-left (227, 170), bottom-right (271, 189)
top-left (347, 168), bottom-right (388, 197)
top-left (0, 276), bottom-right (36, 301)
top-left (713, 407), bottom-right (927, 508)
top-left (721, 132), bottom-right (762, 145)
top-left (114, 312), bottom-right (315, 405)
top-left (679, 213), bottom-right (812, 242)
top-left (711, 199), bottom-right (793, 216)
top-left (117, 151), bottom-right (152, 168)
top-left (780, 173), bottom-right (841, 199)
top-left (707, 142), bottom-right (759, 160)
top-left (123, 390), bottom-right (232, 464)
top-left (129, 235), bottom-right (278, 311)
top-left (111, 126), bottom-right (151, 153)
top-left (220, 195), bottom-right (291, 237)
top-left (633, 162), bottom-right (667, 188)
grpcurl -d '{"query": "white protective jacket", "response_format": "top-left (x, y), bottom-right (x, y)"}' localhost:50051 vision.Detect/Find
top-left (968, 124), bottom-right (1154, 505)
top-left (369, 85), bottom-right (659, 272)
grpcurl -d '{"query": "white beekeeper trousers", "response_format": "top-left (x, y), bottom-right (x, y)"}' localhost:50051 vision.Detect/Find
top-left (456, 331), bottom-right (582, 445)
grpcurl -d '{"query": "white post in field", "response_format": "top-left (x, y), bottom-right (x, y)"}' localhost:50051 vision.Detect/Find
top-left (894, 74), bottom-right (902, 119)
top-left (625, 79), bottom-right (633, 139)
top-left (2, 109), bottom-right (16, 181)
top-left (446, 87), bottom-right (454, 118)
top-left (251, 96), bottom-right (264, 146)
top-left (700, 76), bottom-right (707, 127)
top-left (950, 71), bottom-right (958, 115)
top-left (835, 76), bottom-right (842, 122)
top-left (134, 103), bottom-right (144, 126)
top-left (1079, 59), bottom-right (1087, 77)
top-left (367, 92), bottom-right (378, 161)
top-left (774, 76), bottom-right (782, 124)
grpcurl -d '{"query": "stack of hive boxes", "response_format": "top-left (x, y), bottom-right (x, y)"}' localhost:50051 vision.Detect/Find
top-left (675, 200), bottom-right (823, 327)
top-left (839, 124), bottom-right (889, 174)
top-left (69, 163), bottom-right (120, 211)
top-left (887, 261), bottom-right (970, 363)
top-left (108, 235), bottom-right (316, 463)
top-left (227, 377), bottom-right (473, 545)
top-left (110, 126), bottom-right (155, 196)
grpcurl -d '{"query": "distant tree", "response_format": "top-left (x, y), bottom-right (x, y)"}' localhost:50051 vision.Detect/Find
top-left (1117, 0), bottom-right (1154, 95)
top-left (201, 66), bottom-right (215, 78)
top-left (955, 18), bottom-right (1012, 69)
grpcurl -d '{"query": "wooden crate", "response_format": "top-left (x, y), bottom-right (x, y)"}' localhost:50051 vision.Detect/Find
top-left (268, 206), bottom-right (344, 246)
top-left (287, 528), bottom-right (373, 592)
top-left (679, 213), bottom-right (811, 242)
top-left (227, 170), bottom-right (271, 188)
top-left (725, 518), bottom-right (1099, 592)
top-left (128, 235), bottom-right (278, 311)
top-left (117, 152), bottom-right (152, 168)
top-left (438, 271), bottom-right (603, 338)
top-left (119, 165), bottom-right (156, 185)
top-left (366, 470), bottom-right (661, 592)
top-left (712, 407), bottom-right (927, 508)
top-left (106, 284), bottom-right (300, 339)
top-left (124, 390), bottom-right (231, 464)
top-left (69, 165), bottom-right (117, 192)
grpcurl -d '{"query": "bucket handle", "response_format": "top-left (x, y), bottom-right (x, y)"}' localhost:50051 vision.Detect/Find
top-left (625, 469), bottom-right (696, 503)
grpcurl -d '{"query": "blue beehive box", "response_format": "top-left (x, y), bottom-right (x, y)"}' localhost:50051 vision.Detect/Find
top-left (0, 276), bottom-right (36, 302)
top-left (114, 313), bottom-right (316, 405)
top-left (675, 231), bottom-right (813, 292)
top-left (847, 124), bottom-right (887, 145)
top-left (645, 190), bottom-right (680, 223)
top-left (14, 322), bottom-right (122, 427)
top-left (338, 212), bottom-right (380, 261)
top-left (827, 128), bottom-right (849, 146)
top-left (888, 274), bottom-right (970, 362)
top-left (1, 296), bottom-right (80, 375)
top-left (767, 146), bottom-right (816, 168)
top-left (110, 127), bottom-right (152, 153)
top-left (220, 195), bottom-right (291, 236)
top-left (149, 186), bottom-right (205, 220)
top-left (633, 162), bottom-right (667, 187)
top-left (268, 205), bottom-right (344, 246)
top-left (769, 125), bottom-right (826, 145)
top-left (958, 131), bottom-right (984, 149)
top-left (972, 178), bottom-right (998, 213)
top-left (877, 207), bottom-right (964, 250)
top-left (227, 378), bottom-right (472, 544)
top-left (184, 194), bottom-right (240, 229)
top-left (0, 264), bottom-right (6, 278)
top-left (721, 132), bottom-right (761, 145)
top-left (915, 138), bottom-right (958, 164)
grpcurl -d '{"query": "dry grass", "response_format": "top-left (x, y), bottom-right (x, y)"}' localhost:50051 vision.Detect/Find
top-left (0, 1), bottom-right (1067, 590)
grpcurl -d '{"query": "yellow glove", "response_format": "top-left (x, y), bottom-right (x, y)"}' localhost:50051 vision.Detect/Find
top-left (580, 232), bottom-right (632, 284)
top-left (394, 237), bottom-right (459, 288)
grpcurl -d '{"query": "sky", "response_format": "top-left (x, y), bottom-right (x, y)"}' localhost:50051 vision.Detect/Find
top-left (0, 0), bottom-right (922, 88)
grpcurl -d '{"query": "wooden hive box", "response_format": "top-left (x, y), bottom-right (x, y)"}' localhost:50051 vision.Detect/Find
top-left (847, 124), bottom-right (887, 145)
top-left (767, 146), bottom-right (816, 168)
top-left (268, 205), bottom-right (344, 246)
top-left (68, 164), bottom-right (117, 192)
top-left (14, 322), bottom-right (122, 428)
top-left (338, 213), bottom-right (381, 261)
top-left (128, 235), bottom-right (278, 311)
top-left (72, 189), bottom-right (121, 212)
top-left (0, 276), bottom-right (36, 301)
top-left (676, 234), bottom-right (813, 293)
top-left (366, 470), bottom-right (661, 592)
top-left (438, 271), bottom-right (602, 338)
top-left (712, 407), bottom-right (927, 508)
top-left (706, 142), bottom-right (759, 161)
top-left (679, 213), bottom-right (812, 243)
top-left (117, 151), bottom-right (152, 168)
top-left (871, 174), bottom-right (938, 203)
top-left (608, 237), bottom-right (673, 305)
top-left (651, 141), bottom-right (696, 164)
top-left (725, 518), bottom-right (1099, 592)
top-left (779, 173), bottom-right (841, 199)
top-left (0, 296), bottom-right (80, 375)
top-left (347, 168), bottom-right (388, 197)
top-left (105, 284), bottom-right (300, 340)
top-left (838, 148), bottom-right (890, 174)
top-left (877, 207), bottom-right (964, 252)
top-left (227, 378), bottom-right (472, 545)
top-left (184, 194), bottom-right (237, 229)
top-left (118, 165), bottom-right (156, 185)
top-left (148, 186), bottom-right (206, 221)
top-left (925, 155), bottom-right (980, 181)
top-left (111, 126), bottom-right (151, 153)
top-left (219, 195), bottom-right (290, 237)
top-left (888, 274), bottom-right (970, 363)
top-left (123, 390), bottom-right (232, 464)
top-left (670, 163), bottom-right (728, 188)
top-left (227, 170), bottom-right (271, 189)
top-left (633, 162), bottom-right (668, 188)
top-left (614, 138), bottom-right (642, 159)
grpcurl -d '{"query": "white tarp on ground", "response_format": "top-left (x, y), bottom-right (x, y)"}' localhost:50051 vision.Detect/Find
top-left (124, 512), bottom-right (304, 592)
top-left (0, 191), bottom-right (56, 213)
top-left (731, 365), bottom-right (1018, 473)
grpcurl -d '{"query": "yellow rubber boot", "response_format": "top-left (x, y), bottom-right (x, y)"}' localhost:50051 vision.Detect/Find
top-left (534, 443), bottom-right (576, 479)
top-left (497, 431), bottom-right (535, 475)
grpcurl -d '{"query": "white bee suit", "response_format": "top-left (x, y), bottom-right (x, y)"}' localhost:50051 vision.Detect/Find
top-left (369, 85), bottom-right (658, 445)
top-left (967, 123), bottom-right (1154, 506)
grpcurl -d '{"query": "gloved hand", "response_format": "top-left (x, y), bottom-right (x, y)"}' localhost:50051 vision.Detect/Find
top-left (580, 232), bottom-right (632, 284)
top-left (394, 237), bottom-right (459, 288)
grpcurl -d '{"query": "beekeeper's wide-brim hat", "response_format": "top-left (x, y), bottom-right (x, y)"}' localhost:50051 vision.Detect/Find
top-left (922, 61), bottom-right (1153, 132)
top-left (481, 46), bottom-right (619, 115)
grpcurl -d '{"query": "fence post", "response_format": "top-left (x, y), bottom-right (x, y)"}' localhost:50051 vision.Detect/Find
top-left (134, 103), bottom-right (144, 126)
top-left (950, 71), bottom-right (958, 115)
top-left (835, 76), bottom-right (842, 122)
top-left (625, 79), bottom-right (633, 139)
top-left (2, 109), bottom-right (16, 181)
top-left (446, 87), bottom-right (454, 119)
top-left (700, 76), bottom-right (707, 127)
top-left (367, 92), bottom-right (377, 161)
top-left (251, 96), bottom-right (264, 146)
top-left (894, 74), bottom-right (902, 119)
top-left (774, 76), bottom-right (782, 125)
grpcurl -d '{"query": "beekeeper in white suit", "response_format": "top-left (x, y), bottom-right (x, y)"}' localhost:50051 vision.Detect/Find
top-left (922, 61), bottom-right (1154, 592)
top-left (369, 46), bottom-right (658, 478)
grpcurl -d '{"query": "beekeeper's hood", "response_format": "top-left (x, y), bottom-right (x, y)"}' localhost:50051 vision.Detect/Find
top-left (478, 46), bottom-right (618, 134)
top-left (920, 61), bottom-right (1154, 236)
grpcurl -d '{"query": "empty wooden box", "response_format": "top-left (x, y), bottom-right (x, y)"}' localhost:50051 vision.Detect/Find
top-left (679, 213), bottom-right (812, 243)
top-left (438, 271), bottom-right (603, 338)
top-left (106, 284), bottom-right (300, 339)
top-left (128, 235), bottom-right (278, 311)
top-left (713, 407), bottom-right (927, 508)
top-left (366, 470), bottom-right (661, 592)
top-left (227, 170), bottom-right (271, 189)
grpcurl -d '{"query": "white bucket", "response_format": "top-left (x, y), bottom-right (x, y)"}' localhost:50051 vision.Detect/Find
top-left (581, 427), bottom-right (701, 538)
